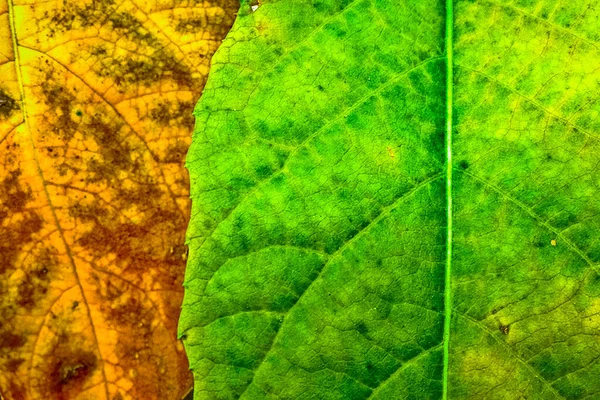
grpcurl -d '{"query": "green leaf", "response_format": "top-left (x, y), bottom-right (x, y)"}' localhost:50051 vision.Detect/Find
top-left (178, 0), bottom-right (600, 398)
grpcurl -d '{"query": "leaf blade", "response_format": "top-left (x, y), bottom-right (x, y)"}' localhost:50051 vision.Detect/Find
top-left (0, 0), bottom-right (237, 398)
top-left (182, 0), bottom-right (600, 398)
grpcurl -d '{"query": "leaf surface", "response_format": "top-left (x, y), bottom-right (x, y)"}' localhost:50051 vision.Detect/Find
top-left (0, 0), bottom-right (237, 398)
top-left (180, 0), bottom-right (600, 398)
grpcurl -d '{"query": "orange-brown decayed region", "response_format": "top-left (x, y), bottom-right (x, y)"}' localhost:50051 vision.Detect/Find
top-left (0, 0), bottom-right (237, 398)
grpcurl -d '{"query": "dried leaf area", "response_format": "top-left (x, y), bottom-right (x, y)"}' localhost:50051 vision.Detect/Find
top-left (0, 0), bottom-right (237, 398)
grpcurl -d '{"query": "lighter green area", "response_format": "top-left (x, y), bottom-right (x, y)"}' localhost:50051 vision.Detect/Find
top-left (179, 0), bottom-right (600, 399)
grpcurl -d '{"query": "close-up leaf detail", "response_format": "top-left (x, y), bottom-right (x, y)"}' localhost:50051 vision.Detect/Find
top-left (179, 0), bottom-right (600, 399)
top-left (0, 0), bottom-right (237, 398)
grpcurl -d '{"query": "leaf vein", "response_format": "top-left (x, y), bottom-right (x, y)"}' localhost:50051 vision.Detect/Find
top-left (188, 56), bottom-right (444, 249)
top-left (236, 173), bottom-right (444, 396)
top-left (456, 63), bottom-right (600, 141)
top-left (457, 311), bottom-right (565, 399)
top-left (461, 169), bottom-right (597, 269)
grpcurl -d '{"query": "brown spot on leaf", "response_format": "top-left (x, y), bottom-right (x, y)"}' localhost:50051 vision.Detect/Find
top-left (150, 100), bottom-right (196, 131)
top-left (0, 87), bottom-right (19, 120)
top-left (45, 346), bottom-right (98, 400)
top-left (499, 323), bottom-right (510, 335)
top-left (6, 358), bottom-right (26, 373)
top-left (0, 332), bottom-right (26, 350)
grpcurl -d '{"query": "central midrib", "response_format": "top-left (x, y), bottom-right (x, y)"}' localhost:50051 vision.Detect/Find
top-left (442, 0), bottom-right (454, 398)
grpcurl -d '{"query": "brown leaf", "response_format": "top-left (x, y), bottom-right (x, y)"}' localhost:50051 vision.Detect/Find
top-left (0, 0), bottom-right (237, 398)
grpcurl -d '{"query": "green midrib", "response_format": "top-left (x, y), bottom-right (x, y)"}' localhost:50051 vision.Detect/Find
top-left (442, 0), bottom-right (454, 398)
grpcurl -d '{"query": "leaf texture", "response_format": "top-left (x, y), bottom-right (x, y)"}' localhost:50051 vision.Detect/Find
top-left (180, 0), bottom-right (600, 398)
top-left (0, 0), bottom-right (237, 398)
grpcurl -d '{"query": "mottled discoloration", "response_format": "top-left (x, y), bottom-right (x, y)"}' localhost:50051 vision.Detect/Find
top-left (0, 0), bottom-right (238, 398)
top-left (0, 170), bottom-right (43, 274)
top-left (150, 99), bottom-right (196, 131)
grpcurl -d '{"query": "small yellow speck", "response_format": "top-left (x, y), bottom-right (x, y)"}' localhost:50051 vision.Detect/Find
top-left (386, 146), bottom-right (395, 160)
top-left (551, 239), bottom-right (557, 246)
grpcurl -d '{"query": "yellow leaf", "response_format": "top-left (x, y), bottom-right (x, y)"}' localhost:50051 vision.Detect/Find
top-left (0, 0), bottom-right (237, 398)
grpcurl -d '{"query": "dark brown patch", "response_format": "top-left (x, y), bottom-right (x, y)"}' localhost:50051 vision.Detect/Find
top-left (1, 169), bottom-right (32, 214)
top-left (44, 345), bottom-right (98, 400)
top-left (5, 357), bottom-right (26, 373)
top-left (0, 332), bottom-right (26, 350)
top-left (38, 75), bottom-right (84, 143)
top-left (499, 323), bottom-right (510, 335)
top-left (7, 380), bottom-right (27, 400)
top-left (93, 47), bottom-right (195, 89)
top-left (46, 2), bottom-right (198, 89)
top-left (0, 87), bottom-right (19, 120)
top-left (14, 251), bottom-right (55, 310)
top-left (150, 100), bottom-right (195, 131)
top-left (47, 0), bottom-right (117, 34)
